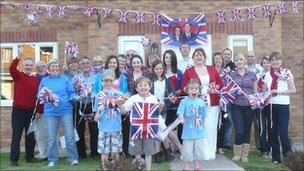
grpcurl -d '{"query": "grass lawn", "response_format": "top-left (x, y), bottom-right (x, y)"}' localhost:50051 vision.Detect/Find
top-left (0, 150), bottom-right (293, 170)
top-left (224, 149), bottom-right (291, 171)
top-left (0, 152), bottom-right (170, 170)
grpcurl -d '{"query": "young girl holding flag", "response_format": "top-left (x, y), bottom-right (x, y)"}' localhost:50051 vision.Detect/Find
top-left (150, 60), bottom-right (182, 163)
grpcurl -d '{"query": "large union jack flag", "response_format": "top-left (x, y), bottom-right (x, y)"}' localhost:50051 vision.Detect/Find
top-left (161, 13), bottom-right (207, 46)
top-left (130, 102), bottom-right (159, 140)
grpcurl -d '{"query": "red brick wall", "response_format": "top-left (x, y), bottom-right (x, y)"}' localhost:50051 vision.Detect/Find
top-left (1, 0), bottom-right (303, 149)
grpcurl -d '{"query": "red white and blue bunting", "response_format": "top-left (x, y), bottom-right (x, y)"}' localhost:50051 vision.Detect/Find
top-left (247, 6), bottom-right (256, 21)
top-left (0, 1), bottom-right (302, 25)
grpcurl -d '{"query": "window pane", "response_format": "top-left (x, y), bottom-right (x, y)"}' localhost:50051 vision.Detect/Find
top-left (18, 44), bottom-right (35, 71)
top-left (233, 39), bottom-right (247, 56)
top-left (1, 47), bottom-right (14, 100)
top-left (40, 47), bottom-right (53, 63)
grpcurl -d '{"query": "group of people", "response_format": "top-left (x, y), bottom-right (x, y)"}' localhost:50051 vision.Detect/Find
top-left (9, 42), bottom-right (296, 171)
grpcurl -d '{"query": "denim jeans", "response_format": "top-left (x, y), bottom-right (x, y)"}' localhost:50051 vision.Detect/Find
top-left (269, 104), bottom-right (292, 163)
top-left (10, 108), bottom-right (36, 162)
top-left (257, 105), bottom-right (271, 154)
top-left (45, 114), bottom-right (78, 163)
top-left (223, 105), bottom-right (233, 148)
top-left (231, 105), bottom-right (255, 145)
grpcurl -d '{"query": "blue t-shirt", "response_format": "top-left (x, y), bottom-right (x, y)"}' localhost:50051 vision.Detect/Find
top-left (177, 97), bottom-right (206, 140)
top-left (94, 89), bottom-right (123, 132)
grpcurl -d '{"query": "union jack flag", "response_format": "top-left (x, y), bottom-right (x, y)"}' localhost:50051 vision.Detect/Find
top-left (257, 73), bottom-right (266, 91)
top-left (35, 6), bottom-right (43, 13)
top-left (219, 75), bottom-right (240, 112)
top-left (199, 92), bottom-right (208, 104)
top-left (246, 91), bottom-right (272, 109)
top-left (247, 6), bottom-right (256, 21)
top-left (277, 2), bottom-right (287, 14)
top-left (22, 4), bottom-right (30, 11)
top-left (220, 67), bottom-right (231, 79)
top-left (232, 9), bottom-right (241, 22)
top-left (216, 11), bottom-right (226, 23)
top-left (262, 5), bottom-right (271, 17)
top-left (161, 12), bottom-right (207, 46)
top-left (151, 14), bottom-right (161, 26)
top-left (90, 66), bottom-right (104, 74)
top-left (135, 11), bottom-right (145, 23)
top-left (118, 11), bottom-right (128, 23)
top-left (98, 91), bottom-right (121, 118)
top-left (102, 8), bottom-right (111, 18)
top-left (130, 102), bottom-right (159, 140)
top-left (84, 6), bottom-right (95, 17)
top-left (57, 6), bottom-right (66, 16)
top-left (74, 76), bottom-right (92, 97)
top-left (292, 2), bottom-right (300, 13)
top-left (209, 82), bottom-right (218, 94)
top-left (46, 6), bottom-right (52, 18)
top-left (38, 87), bottom-right (59, 106)
top-left (167, 92), bottom-right (178, 104)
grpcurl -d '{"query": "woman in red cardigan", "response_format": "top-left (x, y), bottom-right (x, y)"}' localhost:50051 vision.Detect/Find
top-left (182, 48), bottom-right (223, 160)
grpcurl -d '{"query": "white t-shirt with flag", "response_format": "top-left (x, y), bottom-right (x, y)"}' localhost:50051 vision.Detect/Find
top-left (264, 69), bottom-right (293, 105)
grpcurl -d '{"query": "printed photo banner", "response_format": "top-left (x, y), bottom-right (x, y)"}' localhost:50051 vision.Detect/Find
top-left (161, 13), bottom-right (207, 46)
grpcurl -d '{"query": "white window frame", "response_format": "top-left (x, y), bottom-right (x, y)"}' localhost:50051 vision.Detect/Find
top-left (228, 34), bottom-right (253, 59)
top-left (0, 42), bottom-right (58, 106)
top-left (118, 35), bottom-right (145, 61)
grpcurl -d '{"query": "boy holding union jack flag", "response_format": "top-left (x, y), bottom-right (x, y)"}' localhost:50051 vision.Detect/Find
top-left (93, 69), bottom-right (124, 170)
top-left (117, 76), bottom-right (164, 171)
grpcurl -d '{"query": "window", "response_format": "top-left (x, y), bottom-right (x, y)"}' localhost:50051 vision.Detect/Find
top-left (228, 35), bottom-right (253, 58)
top-left (0, 42), bottom-right (58, 106)
top-left (118, 36), bottom-right (145, 61)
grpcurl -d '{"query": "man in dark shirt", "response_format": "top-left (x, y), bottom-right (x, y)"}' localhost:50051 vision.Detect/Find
top-left (222, 48), bottom-right (236, 70)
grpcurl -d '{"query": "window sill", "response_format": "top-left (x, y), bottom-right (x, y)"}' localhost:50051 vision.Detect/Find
top-left (1, 100), bottom-right (13, 107)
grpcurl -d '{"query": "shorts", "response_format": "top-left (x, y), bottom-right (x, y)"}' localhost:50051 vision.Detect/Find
top-left (128, 138), bottom-right (156, 156)
top-left (180, 138), bottom-right (204, 162)
top-left (98, 131), bottom-right (122, 154)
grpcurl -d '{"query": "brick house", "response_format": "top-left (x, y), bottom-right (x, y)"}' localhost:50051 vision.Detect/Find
top-left (0, 0), bottom-right (303, 149)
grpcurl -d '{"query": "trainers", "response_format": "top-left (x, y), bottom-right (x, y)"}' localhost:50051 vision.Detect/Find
top-left (218, 148), bottom-right (225, 154)
top-left (272, 161), bottom-right (279, 165)
top-left (48, 162), bottom-right (55, 167)
top-left (71, 160), bottom-right (78, 165)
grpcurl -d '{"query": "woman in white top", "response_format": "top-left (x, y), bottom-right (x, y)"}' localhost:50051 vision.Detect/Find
top-left (182, 48), bottom-right (223, 160)
top-left (263, 51), bottom-right (296, 164)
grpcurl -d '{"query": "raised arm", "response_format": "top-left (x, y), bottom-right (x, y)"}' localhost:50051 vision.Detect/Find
top-left (9, 57), bottom-right (21, 80)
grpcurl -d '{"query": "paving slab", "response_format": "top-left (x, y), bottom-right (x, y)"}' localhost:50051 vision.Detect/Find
top-left (169, 154), bottom-right (244, 171)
